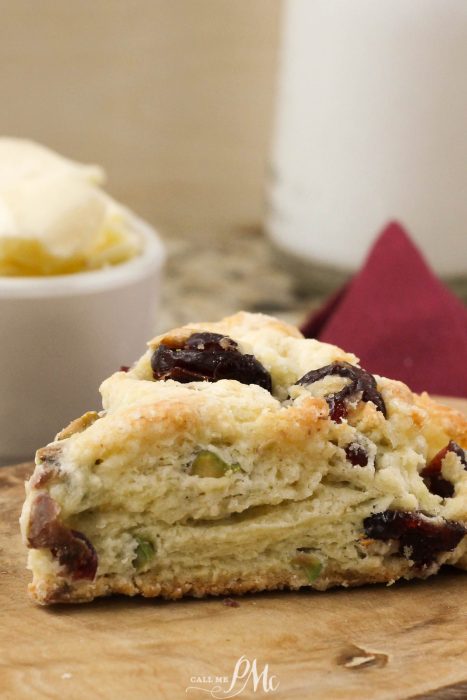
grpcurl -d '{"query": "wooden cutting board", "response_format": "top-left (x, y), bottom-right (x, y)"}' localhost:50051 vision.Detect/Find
top-left (1, 398), bottom-right (467, 700)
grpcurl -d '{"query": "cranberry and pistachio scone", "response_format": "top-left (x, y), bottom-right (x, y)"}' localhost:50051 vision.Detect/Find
top-left (20, 312), bottom-right (467, 604)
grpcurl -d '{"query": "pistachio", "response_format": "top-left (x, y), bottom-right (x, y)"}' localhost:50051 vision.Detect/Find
top-left (190, 450), bottom-right (242, 478)
top-left (133, 537), bottom-right (155, 570)
top-left (302, 561), bottom-right (323, 583)
top-left (229, 463), bottom-right (243, 473)
top-left (292, 553), bottom-right (323, 583)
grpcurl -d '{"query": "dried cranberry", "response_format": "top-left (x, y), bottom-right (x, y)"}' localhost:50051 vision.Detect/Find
top-left (449, 441), bottom-right (467, 468)
top-left (421, 441), bottom-right (466, 499)
top-left (363, 510), bottom-right (465, 565)
top-left (327, 394), bottom-right (349, 422)
top-left (31, 446), bottom-right (62, 488)
top-left (52, 531), bottom-right (98, 582)
top-left (185, 332), bottom-right (238, 352)
top-left (345, 443), bottom-right (368, 467)
top-left (151, 332), bottom-right (272, 392)
top-left (296, 362), bottom-right (386, 423)
top-left (28, 494), bottom-right (97, 581)
top-left (27, 493), bottom-right (61, 548)
top-left (422, 473), bottom-right (454, 499)
top-left (120, 365), bottom-right (130, 373)
top-left (428, 441), bottom-right (466, 471)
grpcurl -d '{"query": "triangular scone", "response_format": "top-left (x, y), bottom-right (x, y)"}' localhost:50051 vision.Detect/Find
top-left (20, 312), bottom-right (467, 604)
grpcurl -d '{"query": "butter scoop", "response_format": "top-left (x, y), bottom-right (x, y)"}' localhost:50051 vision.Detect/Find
top-left (0, 138), bottom-right (142, 276)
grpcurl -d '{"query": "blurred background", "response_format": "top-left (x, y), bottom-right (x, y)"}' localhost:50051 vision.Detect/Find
top-left (0, 0), bottom-right (299, 329)
top-left (1, 0), bottom-right (466, 328)
top-left (0, 1), bottom-right (280, 241)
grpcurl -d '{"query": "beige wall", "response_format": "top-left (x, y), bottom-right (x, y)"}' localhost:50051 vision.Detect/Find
top-left (0, 0), bottom-right (282, 239)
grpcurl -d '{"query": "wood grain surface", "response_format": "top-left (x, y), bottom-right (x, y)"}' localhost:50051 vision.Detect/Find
top-left (1, 398), bottom-right (466, 700)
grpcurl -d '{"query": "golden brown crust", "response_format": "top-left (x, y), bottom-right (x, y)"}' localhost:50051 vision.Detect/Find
top-left (26, 568), bottom-right (376, 604)
top-left (415, 393), bottom-right (467, 449)
top-left (147, 311), bottom-right (303, 350)
top-left (30, 555), bottom-right (463, 605)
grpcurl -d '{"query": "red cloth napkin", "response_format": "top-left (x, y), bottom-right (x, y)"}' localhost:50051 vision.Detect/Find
top-left (301, 222), bottom-right (467, 397)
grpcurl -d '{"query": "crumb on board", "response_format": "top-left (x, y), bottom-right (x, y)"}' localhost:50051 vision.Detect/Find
top-left (222, 597), bottom-right (240, 608)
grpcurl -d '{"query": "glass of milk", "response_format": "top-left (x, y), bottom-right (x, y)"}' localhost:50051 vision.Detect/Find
top-left (266, 0), bottom-right (467, 293)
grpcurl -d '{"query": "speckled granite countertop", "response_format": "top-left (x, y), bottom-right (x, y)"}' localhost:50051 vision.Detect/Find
top-left (155, 229), bottom-right (466, 337)
top-left (155, 229), bottom-right (323, 335)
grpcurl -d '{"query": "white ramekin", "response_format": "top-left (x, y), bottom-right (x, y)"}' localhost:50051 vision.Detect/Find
top-left (0, 216), bottom-right (165, 465)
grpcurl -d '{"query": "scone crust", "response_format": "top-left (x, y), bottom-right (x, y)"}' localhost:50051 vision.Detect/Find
top-left (21, 312), bottom-right (467, 605)
top-left (415, 392), bottom-right (467, 448)
top-left (30, 558), bottom-right (430, 605)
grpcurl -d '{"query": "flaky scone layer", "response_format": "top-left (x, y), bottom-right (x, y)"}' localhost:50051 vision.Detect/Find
top-left (20, 312), bottom-right (467, 604)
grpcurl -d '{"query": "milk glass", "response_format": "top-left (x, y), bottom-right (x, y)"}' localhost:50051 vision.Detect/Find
top-left (267, 0), bottom-right (467, 291)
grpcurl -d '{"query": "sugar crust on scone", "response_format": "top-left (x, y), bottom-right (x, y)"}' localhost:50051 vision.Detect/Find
top-left (20, 312), bottom-right (467, 604)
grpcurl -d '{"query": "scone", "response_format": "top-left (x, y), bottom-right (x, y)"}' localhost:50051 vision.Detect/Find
top-left (20, 312), bottom-right (467, 604)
